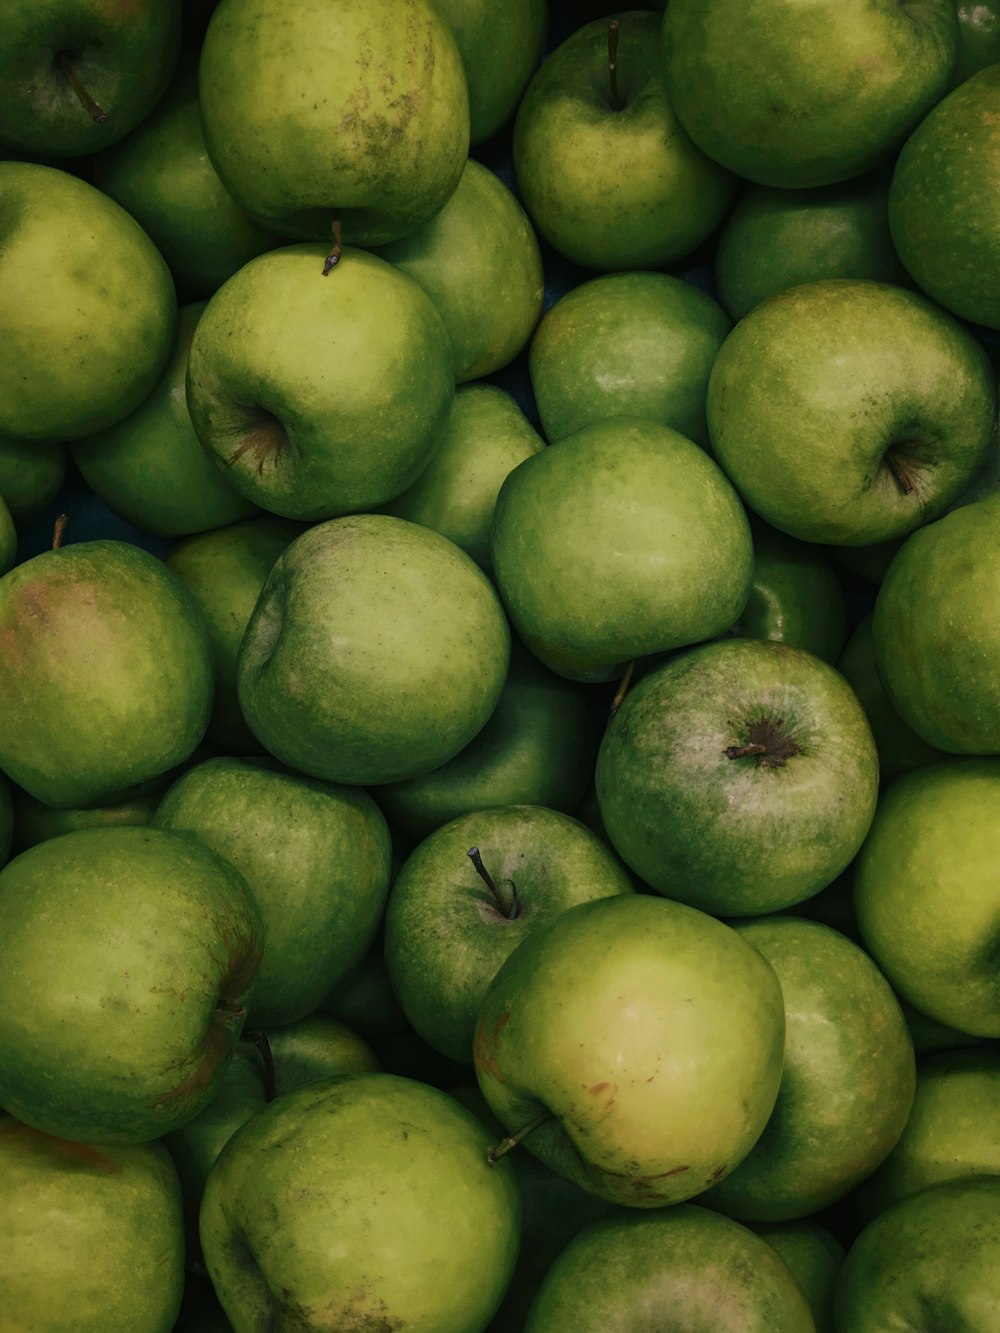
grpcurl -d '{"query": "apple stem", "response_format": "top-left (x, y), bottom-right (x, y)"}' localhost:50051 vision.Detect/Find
top-left (725, 742), bottom-right (768, 760)
top-left (884, 449), bottom-right (918, 496)
top-left (243, 1028), bottom-right (278, 1102)
top-left (607, 19), bottom-right (625, 111)
top-left (322, 216), bottom-right (343, 276)
top-left (467, 846), bottom-right (518, 919)
top-left (609, 659), bottom-right (635, 719)
top-left (217, 999), bottom-right (247, 1017)
top-left (487, 1110), bottom-right (551, 1165)
top-left (51, 514), bottom-right (69, 550)
top-left (55, 52), bottom-right (108, 124)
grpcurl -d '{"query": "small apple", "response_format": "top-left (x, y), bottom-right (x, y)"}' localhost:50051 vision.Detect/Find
top-left (11, 786), bottom-right (159, 854)
top-left (753, 1220), bottom-right (845, 1333)
top-left (0, 437), bottom-right (66, 524)
top-left (0, 494), bottom-right (15, 573)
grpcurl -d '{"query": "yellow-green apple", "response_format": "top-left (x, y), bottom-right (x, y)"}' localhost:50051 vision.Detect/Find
top-left (754, 1221), bottom-right (845, 1333)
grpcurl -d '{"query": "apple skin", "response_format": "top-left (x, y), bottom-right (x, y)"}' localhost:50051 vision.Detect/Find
top-left (753, 1221), bottom-right (845, 1333)
top-left (873, 489), bottom-right (1000, 754)
top-left (524, 1206), bottom-right (815, 1331)
top-left (0, 773), bottom-right (12, 866)
top-left (0, 163), bottom-right (177, 443)
top-left (833, 1178), bottom-right (1000, 1331)
top-left (154, 756), bottom-right (393, 1028)
top-left (707, 279), bottom-right (997, 547)
top-left (491, 417), bottom-right (753, 683)
top-left (596, 639), bottom-right (879, 916)
top-left (374, 159), bottom-right (545, 383)
top-left (0, 437), bottom-right (66, 524)
top-left (0, 826), bottom-right (264, 1144)
top-left (0, 0), bottom-right (181, 157)
top-left (0, 540), bottom-right (214, 809)
top-left (702, 917), bottom-right (915, 1222)
top-left (199, 1073), bottom-right (520, 1331)
top-left (186, 245), bottom-right (455, 521)
top-left (237, 515), bottom-right (510, 786)
top-left (198, 0), bottom-right (469, 245)
top-left (854, 759), bottom-right (1000, 1037)
top-left (663, 0), bottom-right (957, 188)
top-left (0, 1119), bottom-right (184, 1331)
top-left (384, 804), bottom-right (634, 1062)
top-left (529, 271), bottom-right (730, 447)
top-left (0, 494), bottom-right (15, 573)
top-left (890, 65), bottom-right (1000, 329)
top-left (474, 894), bottom-right (785, 1208)
top-left (513, 11), bottom-right (735, 271)
top-left (321, 942), bottom-right (408, 1043)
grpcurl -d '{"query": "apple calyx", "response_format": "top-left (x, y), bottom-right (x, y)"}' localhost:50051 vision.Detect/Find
top-left (467, 846), bottom-right (520, 920)
top-left (725, 717), bottom-right (800, 768)
top-left (51, 513), bottom-right (69, 550)
top-left (607, 19), bottom-right (625, 112)
top-left (322, 216), bottom-right (343, 276)
top-left (243, 1028), bottom-right (278, 1102)
top-left (55, 52), bottom-right (108, 124)
top-left (609, 659), bottom-right (635, 719)
top-left (486, 1109), bottom-right (551, 1165)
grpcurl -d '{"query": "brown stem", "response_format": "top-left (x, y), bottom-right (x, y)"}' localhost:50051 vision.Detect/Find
top-left (725, 742), bottom-right (768, 760)
top-left (609, 659), bottom-right (635, 719)
top-left (322, 216), bottom-right (343, 276)
top-left (608, 20), bottom-right (624, 111)
top-left (487, 1111), bottom-right (552, 1165)
top-left (243, 1028), bottom-right (277, 1102)
top-left (216, 999), bottom-right (247, 1017)
top-left (55, 52), bottom-right (108, 124)
top-left (52, 514), bottom-right (69, 549)
top-left (884, 449), bottom-right (918, 496)
top-left (467, 847), bottom-right (518, 919)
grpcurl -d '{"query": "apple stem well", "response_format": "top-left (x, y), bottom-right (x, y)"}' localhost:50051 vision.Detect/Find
top-left (467, 846), bottom-right (520, 920)
top-left (51, 513), bottom-right (69, 550)
top-left (54, 53), bottom-right (108, 124)
top-left (487, 1110), bottom-right (552, 1165)
top-left (725, 719), bottom-right (801, 767)
top-left (243, 1028), bottom-right (278, 1102)
top-left (607, 19), bottom-right (625, 112)
top-left (883, 445), bottom-right (919, 496)
top-left (322, 216), bottom-right (343, 276)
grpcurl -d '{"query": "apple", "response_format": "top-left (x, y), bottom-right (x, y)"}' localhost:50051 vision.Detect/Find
top-left (953, 0), bottom-right (1000, 83)
top-left (854, 758), bottom-right (1000, 1036)
top-left (596, 639), bottom-right (879, 915)
top-left (0, 494), bottom-right (15, 573)
top-left (11, 786), bottom-right (159, 853)
top-left (385, 803), bottom-right (634, 1062)
top-left (890, 65), bottom-right (1000, 329)
top-left (198, 0), bottom-right (469, 245)
top-left (321, 940), bottom-right (408, 1043)
top-left (0, 163), bottom-right (176, 443)
top-left (154, 756), bottom-right (393, 1027)
top-left (381, 384), bottom-right (544, 573)
top-left (663, 0), bottom-right (957, 188)
top-left (0, 1118), bottom-right (184, 1330)
top-left (529, 270), bottom-right (731, 447)
top-left (0, 773), bottom-right (11, 866)
top-left (374, 159), bottom-right (545, 383)
top-left (524, 1205), bottom-right (815, 1331)
top-left (237, 514), bottom-right (510, 786)
top-left (199, 1073), bottom-right (520, 1330)
top-left (707, 279), bottom-right (997, 546)
top-left (491, 417), bottom-right (753, 682)
top-left (753, 1220), bottom-right (845, 1333)
top-left (0, 0), bottom-right (181, 157)
top-left (186, 245), bottom-right (455, 521)
top-left (0, 437), bottom-right (66, 524)
top-left (474, 894), bottom-right (785, 1207)
top-left (513, 10), bottom-right (735, 270)
top-left (0, 826), bottom-right (263, 1143)
top-left (702, 917), bottom-right (915, 1221)
top-left (0, 539), bottom-right (214, 809)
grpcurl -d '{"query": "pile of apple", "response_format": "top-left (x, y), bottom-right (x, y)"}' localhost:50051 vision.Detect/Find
top-left (2, 0), bottom-right (1000, 1328)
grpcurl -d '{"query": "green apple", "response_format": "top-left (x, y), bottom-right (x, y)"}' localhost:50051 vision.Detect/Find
top-left (385, 804), bottom-right (634, 1062)
top-left (198, 0), bottom-right (469, 245)
top-left (376, 644), bottom-right (597, 840)
top-left (0, 493), bottom-right (15, 573)
top-left (91, 69), bottom-right (279, 298)
top-left (714, 170), bottom-right (906, 321)
top-left (155, 756), bottom-right (392, 1027)
top-left (0, 772), bottom-right (11, 867)
top-left (596, 639), bottom-right (879, 915)
top-left (166, 515), bottom-right (302, 753)
top-left (513, 11), bottom-right (734, 270)
top-left (475, 894), bottom-right (785, 1207)
top-left (429, 0), bottom-right (546, 144)
top-left (0, 1118), bottom-right (184, 1330)
top-left (381, 384), bottom-right (544, 572)
top-left (754, 1221), bottom-right (845, 1333)
top-left (375, 159), bottom-right (544, 382)
top-left (890, 65), bottom-right (1000, 329)
top-left (833, 1178), bottom-right (1000, 1330)
top-left (321, 941), bottom-right (408, 1042)
top-left (237, 515), bottom-right (510, 785)
top-left (0, 163), bottom-right (176, 442)
top-left (11, 786), bottom-right (159, 853)
top-left (267, 1015), bottom-right (379, 1090)
top-left (0, 437), bottom-right (66, 524)
top-left (707, 280), bottom-right (996, 546)
top-left (900, 998), bottom-right (991, 1057)
top-left (703, 917), bottom-right (915, 1221)
top-left (663, 0), bottom-right (957, 187)
top-left (954, 0), bottom-right (1000, 82)
top-left (0, 826), bottom-right (263, 1143)
top-left (73, 303), bottom-right (256, 537)
top-left (529, 271), bottom-right (730, 447)
top-left (0, 0), bottom-right (180, 157)
top-left (854, 759), bottom-right (1000, 1035)
top-left (491, 417), bottom-right (753, 682)
top-left (524, 1206), bottom-right (815, 1331)
top-left (873, 493), bottom-right (1000, 751)
top-left (0, 539), bottom-right (214, 809)
top-left (186, 245), bottom-right (454, 520)
top-left (200, 1073), bottom-right (520, 1330)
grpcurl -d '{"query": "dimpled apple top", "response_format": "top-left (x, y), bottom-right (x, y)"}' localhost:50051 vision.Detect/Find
top-left (706, 280), bottom-right (996, 546)
top-left (0, 539), bottom-right (213, 809)
top-left (491, 417), bottom-right (753, 682)
top-left (663, 0), bottom-right (957, 188)
top-left (198, 0), bottom-right (469, 245)
top-left (0, 827), bottom-right (263, 1144)
top-left (0, 163), bottom-right (176, 442)
top-left (474, 894), bottom-right (785, 1208)
top-left (237, 515), bottom-right (510, 786)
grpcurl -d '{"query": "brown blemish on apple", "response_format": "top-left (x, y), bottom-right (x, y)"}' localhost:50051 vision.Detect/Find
top-left (707, 1163), bottom-right (727, 1183)
top-left (473, 1010), bottom-right (510, 1084)
top-left (586, 1081), bottom-right (611, 1096)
